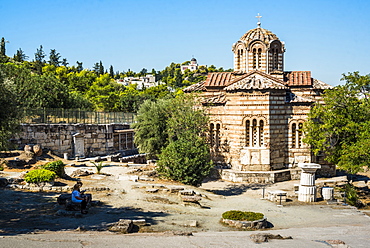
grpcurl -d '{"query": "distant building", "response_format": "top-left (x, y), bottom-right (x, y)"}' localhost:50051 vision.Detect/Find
top-left (181, 58), bottom-right (199, 73)
top-left (116, 74), bottom-right (158, 89)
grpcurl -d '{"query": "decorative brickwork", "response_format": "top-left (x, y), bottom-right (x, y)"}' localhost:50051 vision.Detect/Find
top-left (185, 23), bottom-right (335, 182)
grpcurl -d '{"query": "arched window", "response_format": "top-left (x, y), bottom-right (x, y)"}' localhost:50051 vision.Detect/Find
top-left (292, 122), bottom-right (304, 148)
top-left (291, 123), bottom-right (296, 148)
top-left (237, 50), bottom-right (241, 70)
top-left (210, 123), bottom-right (214, 147)
top-left (272, 48), bottom-right (278, 70)
top-left (298, 123), bottom-right (303, 148)
top-left (240, 49), bottom-right (243, 70)
top-left (257, 48), bottom-right (262, 69)
top-left (259, 120), bottom-right (264, 146)
top-left (246, 120), bottom-right (250, 146)
top-left (252, 119), bottom-right (258, 146)
top-left (253, 48), bottom-right (257, 69)
top-left (215, 123), bottom-right (220, 148)
top-left (210, 123), bottom-right (220, 149)
top-left (246, 119), bottom-right (264, 147)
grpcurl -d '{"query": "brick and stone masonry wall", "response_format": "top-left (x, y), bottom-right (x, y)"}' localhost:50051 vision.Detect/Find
top-left (12, 123), bottom-right (131, 158)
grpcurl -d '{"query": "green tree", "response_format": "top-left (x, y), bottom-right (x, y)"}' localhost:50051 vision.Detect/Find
top-left (61, 58), bottom-right (68, 67)
top-left (133, 95), bottom-right (212, 186)
top-left (139, 68), bottom-right (147, 77)
top-left (99, 61), bottom-right (104, 75)
top-left (0, 37), bottom-right (6, 56)
top-left (208, 65), bottom-right (217, 72)
top-left (109, 65), bottom-right (114, 78)
top-left (157, 135), bottom-right (213, 186)
top-left (0, 63), bottom-right (23, 150)
top-left (151, 68), bottom-right (157, 80)
top-left (304, 72), bottom-right (370, 174)
top-left (48, 49), bottom-right (61, 66)
top-left (0, 37), bottom-right (9, 63)
top-left (67, 69), bottom-right (96, 93)
top-left (132, 99), bottom-right (170, 157)
top-left (76, 61), bottom-right (83, 72)
top-left (34, 45), bottom-right (45, 74)
top-left (93, 62), bottom-right (100, 75)
top-left (156, 95), bottom-right (212, 186)
top-left (85, 73), bottom-right (121, 111)
top-left (13, 48), bottom-right (28, 62)
top-left (125, 69), bottom-right (135, 77)
top-left (2, 62), bottom-right (71, 109)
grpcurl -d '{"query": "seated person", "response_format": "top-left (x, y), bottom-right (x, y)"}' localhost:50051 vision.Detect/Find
top-left (71, 182), bottom-right (91, 214)
top-left (75, 181), bottom-right (92, 202)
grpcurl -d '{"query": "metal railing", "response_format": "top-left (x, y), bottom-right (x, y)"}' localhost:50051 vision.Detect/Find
top-left (21, 108), bottom-right (136, 125)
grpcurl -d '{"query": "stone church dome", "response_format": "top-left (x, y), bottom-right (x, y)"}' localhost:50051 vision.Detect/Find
top-left (232, 17), bottom-right (285, 75)
top-left (239, 26), bottom-right (279, 44)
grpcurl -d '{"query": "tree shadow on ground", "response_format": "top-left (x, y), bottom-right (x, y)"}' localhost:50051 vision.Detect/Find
top-left (0, 188), bottom-right (169, 236)
top-left (205, 183), bottom-right (270, 196)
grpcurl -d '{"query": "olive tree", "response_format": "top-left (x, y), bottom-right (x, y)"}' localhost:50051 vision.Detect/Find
top-left (304, 72), bottom-right (370, 174)
top-left (133, 94), bottom-right (213, 186)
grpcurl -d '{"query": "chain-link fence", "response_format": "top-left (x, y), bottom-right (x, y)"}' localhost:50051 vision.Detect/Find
top-left (21, 108), bottom-right (136, 124)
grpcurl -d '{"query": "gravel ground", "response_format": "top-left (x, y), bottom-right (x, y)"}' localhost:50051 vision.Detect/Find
top-left (1, 163), bottom-right (370, 247)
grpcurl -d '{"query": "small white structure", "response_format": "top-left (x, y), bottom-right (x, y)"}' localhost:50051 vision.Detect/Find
top-left (267, 190), bottom-right (287, 203)
top-left (181, 58), bottom-right (198, 73)
top-left (298, 163), bottom-right (321, 202)
top-left (73, 132), bottom-right (85, 158)
top-left (322, 187), bottom-right (334, 200)
top-left (116, 75), bottom-right (157, 89)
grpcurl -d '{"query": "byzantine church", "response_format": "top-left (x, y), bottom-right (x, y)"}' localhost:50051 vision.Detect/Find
top-left (184, 17), bottom-right (334, 183)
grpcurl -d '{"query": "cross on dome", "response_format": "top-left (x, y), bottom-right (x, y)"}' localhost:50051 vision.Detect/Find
top-left (256, 13), bottom-right (262, 27)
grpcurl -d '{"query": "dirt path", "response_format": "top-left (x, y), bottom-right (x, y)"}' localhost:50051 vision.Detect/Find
top-left (1, 164), bottom-right (370, 236)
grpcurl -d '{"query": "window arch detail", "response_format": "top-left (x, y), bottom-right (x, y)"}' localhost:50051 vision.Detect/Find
top-left (245, 118), bottom-right (264, 147)
top-left (210, 122), bottom-right (221, 149)
top-left (272, 48), bottom-right (278, 70)
top-left (291, 121), bottom-right (304, 148)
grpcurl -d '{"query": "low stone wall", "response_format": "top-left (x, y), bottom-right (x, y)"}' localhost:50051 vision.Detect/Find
top-left (221, 169), bottom-right (292, 183)
top-left (222, 217), bottom-right (267, 229)
top-left (12, 123), bottom-right (133, 158)
top-left (5, 183), bottom-right (110, 192)
top-left (290, 168), bottom-right (301, 180)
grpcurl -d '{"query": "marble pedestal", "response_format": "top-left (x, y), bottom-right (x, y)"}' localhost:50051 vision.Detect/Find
top-left (298, 163), bottom-right (321, 202)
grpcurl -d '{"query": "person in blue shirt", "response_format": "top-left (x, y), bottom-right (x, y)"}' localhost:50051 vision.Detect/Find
top-left (71, 182), bottom-right (90, 214)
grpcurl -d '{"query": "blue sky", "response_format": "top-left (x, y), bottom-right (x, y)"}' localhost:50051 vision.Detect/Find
top-left (1, 0), bottom-right (370, 85)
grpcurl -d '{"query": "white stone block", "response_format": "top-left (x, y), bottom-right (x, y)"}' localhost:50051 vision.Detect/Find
top-left (298, 185), bottom-right (317, 202)
top-left (322, 187), bottom-right (334, 200)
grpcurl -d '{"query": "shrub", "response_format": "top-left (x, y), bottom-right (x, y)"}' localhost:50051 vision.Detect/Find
top-left (0, 159), bottom-right (7, 171)
top-left (91, 161), bottom-right (106, 174)
top-left (222, 210), bottom-right (264, 221)
top-left (24, 169), bottom-right (56, 184)
top-left (156, 136), bottom-right (213, 186)
top-left (343, 184), bottom-right (359, 206)
top-left (42, 160), bottom-right (65, 177)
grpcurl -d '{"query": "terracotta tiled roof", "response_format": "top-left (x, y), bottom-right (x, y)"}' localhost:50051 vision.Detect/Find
top-left (182, 81), bottom-right (206, 92)
top-left (284, 71), bottom-right (312, 86)
top-left (203, 72), bottom-right (234, 87)
top-left (224, 70), bottom-right (287, 91)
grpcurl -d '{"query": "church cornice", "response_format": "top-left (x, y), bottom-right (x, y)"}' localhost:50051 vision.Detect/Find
top-left (224, 70), bottom-right (288, 91)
